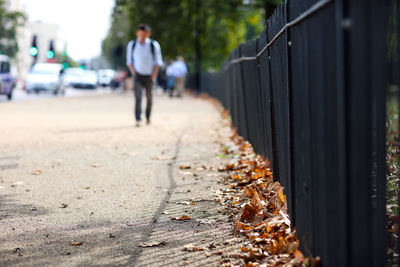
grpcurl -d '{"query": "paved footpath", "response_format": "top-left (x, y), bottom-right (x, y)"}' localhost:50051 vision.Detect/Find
top-left (0, 92), bottom-right (244, 266)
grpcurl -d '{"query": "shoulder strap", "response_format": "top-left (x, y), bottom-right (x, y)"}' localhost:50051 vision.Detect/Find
top-left (131, 40), bottom-right (155, 60)
top-left (131, 40), bottom-right (136, 54)
top-left (150, 40), bottom-right (155, 58)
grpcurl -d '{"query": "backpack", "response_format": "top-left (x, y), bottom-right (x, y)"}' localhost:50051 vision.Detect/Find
top-left (131, 39), bottom-right (155, 60)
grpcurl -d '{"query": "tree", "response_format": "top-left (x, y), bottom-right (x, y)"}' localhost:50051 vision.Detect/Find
top-left (0, 0), bottom-right (26, 58)
top-left (102, 4), bottom-right (130, 69)
top-left (252, 0), bottom-right (281, 25)
top-left (103, 0), bottom-right (278, 73)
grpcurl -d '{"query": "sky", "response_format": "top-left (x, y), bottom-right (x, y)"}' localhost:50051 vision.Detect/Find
top-left (21, 0), bottom-right (114, 61)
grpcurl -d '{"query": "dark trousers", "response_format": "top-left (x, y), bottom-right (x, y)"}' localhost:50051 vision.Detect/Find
top-left (133, 74), bottom-right (153, 121)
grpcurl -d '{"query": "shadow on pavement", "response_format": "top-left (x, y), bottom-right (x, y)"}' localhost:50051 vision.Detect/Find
top-left (0, 194), bottom-right (50, 221)
top-left (0, 202), bottom-right (243, 266)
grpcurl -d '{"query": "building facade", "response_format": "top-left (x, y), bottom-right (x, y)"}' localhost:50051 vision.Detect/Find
top-left (4, 0), bottom-right (67, 79)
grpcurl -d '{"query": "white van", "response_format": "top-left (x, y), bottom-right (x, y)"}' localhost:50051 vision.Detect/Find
top-left (0, 55), bottom-right (14, 100)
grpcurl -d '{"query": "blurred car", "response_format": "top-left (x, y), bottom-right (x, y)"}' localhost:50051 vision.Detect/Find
top-left (0, 55), bottom-right (14, 100)
top-left (97, 69), bottom-right (115, 87)
top-left (62, 68), bottom-right (98, 89)
top-left (26, 63), bottom-right (63, 95)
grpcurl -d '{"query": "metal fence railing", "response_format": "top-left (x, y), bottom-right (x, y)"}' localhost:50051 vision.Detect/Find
top-left (201, 1), bottom-right (396, 266)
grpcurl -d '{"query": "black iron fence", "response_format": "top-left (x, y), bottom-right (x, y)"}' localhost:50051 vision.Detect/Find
top-left (201, 0), bottom-right (396, 266)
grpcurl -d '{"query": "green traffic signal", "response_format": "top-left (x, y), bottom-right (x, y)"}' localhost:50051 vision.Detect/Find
top-left (30, 47), bottom-right (38, 56)
top-left (46, 50), bottom-right (54, 59)
top-left (62, 62), bottom-right (69, 69)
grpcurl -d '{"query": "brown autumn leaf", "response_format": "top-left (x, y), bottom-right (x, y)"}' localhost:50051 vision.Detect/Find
top-left (202, 103), bottom-right (308, 266)
top-left (235, 221), bottom-right (253, 232)
top-left (69, 242), bottom-right (83, 246)
top-left (182, 243), bottom-right (205, 252)
top-left (251, 188), bottom-right (264, 213)
top-left (240, 203), bottom-right (257, 223)
top-left (277, 187), bottom-right (286, 204)
top-left (171, 215), bottom-right (191, 221)
top-left (179, 164), bottom-right (191, 170)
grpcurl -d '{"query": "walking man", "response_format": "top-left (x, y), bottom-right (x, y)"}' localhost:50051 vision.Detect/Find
top-left (170, 56), bottom-right (188, 97)
top-left (126, 24), bottom-right (163, 127)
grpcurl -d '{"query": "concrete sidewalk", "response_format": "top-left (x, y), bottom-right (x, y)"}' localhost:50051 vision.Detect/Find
top-left (0, 92), bottom-right (244, 266)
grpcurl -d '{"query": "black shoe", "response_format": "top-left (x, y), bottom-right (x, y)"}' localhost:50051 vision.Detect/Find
top-left (146, 118), bottom-right (150, 125)
top-left (136, 121), bottom-right (141, 127)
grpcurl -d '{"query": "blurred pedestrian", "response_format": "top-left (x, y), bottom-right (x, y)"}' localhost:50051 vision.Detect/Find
top-left (170, 56), bottom-right (188, 98)
top-left (166, 61), bottom-right (175, 97)
top-left (157, 62), bottom-right (167, 93)
top-left (126, 24), bottom-right (163, 127)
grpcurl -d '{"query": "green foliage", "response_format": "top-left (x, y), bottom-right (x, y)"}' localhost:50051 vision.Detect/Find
top-left (54, 51), bottom-right (78, 68)
top-left (0, 0), bottom-right (26, 58)
top-left (102, 4), bottom-right (130, 69)
top-left (103, 0), bottom-right (276, 71)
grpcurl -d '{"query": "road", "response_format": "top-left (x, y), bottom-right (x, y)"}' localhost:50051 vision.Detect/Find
top-left (0, 92), bottom-right (243, 266)
top-left (0, 86), bottom-right (115, 103)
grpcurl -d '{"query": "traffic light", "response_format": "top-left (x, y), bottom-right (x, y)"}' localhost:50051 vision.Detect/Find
top-left (47, 40), bottom-right (55, 59)
top-left (30, 35), bottom-right (38, 57)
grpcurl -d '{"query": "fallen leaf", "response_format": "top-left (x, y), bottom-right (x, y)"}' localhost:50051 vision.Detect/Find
top-left (182, 243), bottom-right (205, 252)
top-left (171, 215), bottom-right (191, 221)
top-left (60, 203), bottom-right (68, 208)
top-left (151, 155), bottom-right (176, 160)
top-left (278, 187), bottom-right (286, 204)
top-left (31, 170), bottom-right (42, 175)
top-left (179, 164), bottom-right (191, 170)
top-left (13, 247), bottom-right (23, 256)
top-left (138, 241), bottom-right (165, 247)
top-left (69, 242), bottom-right (82, 246)
top-left (279, 210), bottom-right (291, 227)
top-left (205, 251), bottom-right (223, 256)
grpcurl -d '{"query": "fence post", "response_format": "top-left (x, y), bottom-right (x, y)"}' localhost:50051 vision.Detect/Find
top-left (238, 46), bottom-right (250, 141)
top-left (344, 0), bottom-right (387, 265)
top-left (334, 0), bottom-right (348, 265)
top-left (266, 17), bottom-right (281, 190)
top-left (370, 1), bottom-right (388, 266)
top-left (284, 0), bottom-right (295, 227)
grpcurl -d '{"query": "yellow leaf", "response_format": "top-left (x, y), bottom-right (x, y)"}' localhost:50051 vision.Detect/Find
top-left (278, 187), bottom-right (286, 204)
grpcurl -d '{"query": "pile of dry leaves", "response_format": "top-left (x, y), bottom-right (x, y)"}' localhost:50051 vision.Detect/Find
top-left (216, 126), bottom-right (315, 266)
